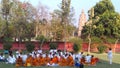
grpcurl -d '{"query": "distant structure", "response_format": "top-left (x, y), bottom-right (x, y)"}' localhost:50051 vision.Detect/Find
top-left (78, 10), bottom-right (87, 37)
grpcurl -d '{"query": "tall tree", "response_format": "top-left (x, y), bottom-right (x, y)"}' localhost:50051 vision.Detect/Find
top-left (1, 0), bottom-right (13, 38)
top-left (82, 0), bottom-right (119, 38)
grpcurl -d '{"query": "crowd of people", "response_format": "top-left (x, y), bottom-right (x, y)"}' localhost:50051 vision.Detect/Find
top-left (0, 49), bottom-right (100, 68)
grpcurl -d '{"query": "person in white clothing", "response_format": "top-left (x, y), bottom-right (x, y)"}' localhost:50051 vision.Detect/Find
top-left (85, 54), bottom-right (91, 64)
top-left (107, 48), bottom-right (113, 64)
top-left (7, 53), bottom-right (16, 64)
top-left (0, 53), bottom-right (7, 62)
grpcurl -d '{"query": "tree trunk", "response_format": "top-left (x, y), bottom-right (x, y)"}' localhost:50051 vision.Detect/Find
top-left (114, 39), bottom-right (119, 53)
top-left (88, 34), bottom-right (91, 53)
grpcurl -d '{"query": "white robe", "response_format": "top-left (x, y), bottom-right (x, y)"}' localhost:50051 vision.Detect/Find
top-left (22, 54), bottom-right (27, 63)
top-left (7, 55), bottom-right (16, 64)
top-left (85, 55), bottom-right (91, 63)
top-left (108, 50), bottom-right (112, 59)
top-left (108, 50), bottom-right (112, 64)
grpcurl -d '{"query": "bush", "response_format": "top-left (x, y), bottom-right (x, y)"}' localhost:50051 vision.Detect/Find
top-left (106, 37), bottom-right (116, 43)
top-left (69, 37), bottom-right (82, 50)
top-left (36, 35), bottom-right (48, 42)
top-left (91, 36), bottom-right (102, 43)
top-left (3, 42), bottom-right (12, 50)
top-left (97, 45), bottom-right (107, 53)
top-left (73, 43), bottom-right (80, 53)
top-left (49, 42), bottom-right (58, 49)
top-left (3, 37), bottom-right (13, 50)
top-left (25, 42), bottom-right (35, 52)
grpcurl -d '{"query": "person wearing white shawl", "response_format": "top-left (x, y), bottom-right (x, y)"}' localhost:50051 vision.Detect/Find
top-left (108, 48), bottom-right (113, 64)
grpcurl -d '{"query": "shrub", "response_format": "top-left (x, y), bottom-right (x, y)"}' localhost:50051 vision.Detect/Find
top-left (91, 36), bottom-right (102, 43)
top-left (73, 43), bottom-right (80, 53)
top-left (25, 42), bottom-right (35, 52)
top-left (97, 45), bottom-right (107, 53)
top-left (3, 37), bottom-right (13, 50)
top-left (3, 42), bottom-right (12, 50)
top-left (49, 42), bottom-right (58, 49)
top-left (69, 37), bottom-right (82, 50)
top-left (36, 35), bottom-right (48, 42)
top-left (106, 37), bottom-right (116, 43)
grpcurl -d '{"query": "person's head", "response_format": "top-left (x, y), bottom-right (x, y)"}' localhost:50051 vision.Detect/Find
top-left (81, 52), bottom-right (84, 54)
top-left (9, 53), bottom-right (13, 57)
top-left (91, 55), bottom-right (94, 58)
top-left (0, 52), bottom-right (3, 56)
top-left (109, 48), bottom-right (112, 50)
top-left (18, 56), bottom-right (21, 58)
top-left (87, 54), bottom-right (89, 56)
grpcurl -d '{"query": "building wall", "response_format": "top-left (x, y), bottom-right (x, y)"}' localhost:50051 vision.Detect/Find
top-left (0, 42), bottom-right (120, 52)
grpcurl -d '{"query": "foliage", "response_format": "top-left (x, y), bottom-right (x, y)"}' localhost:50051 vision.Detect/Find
top-left (36, 35), bottom-right (48, 42)
top-left (69, 37), bottom-right (82, 50)
top-left (49, 42), bottom-right (58, 49)
top-left (50, 0), bottom-right (75, 41)
top-left (83, 36), bottom-right (102, 43)
top-left (97, 45), bottom-right (107, 53)
top-left (94, 0), bottom-right (115, 17)
top-left (91, 36), bottom-right (103, 43)
top-left (105, 37), bottom-right (116, 44)
top-left (2, 37), bottom-right (13, 50)
top-left (25, 42), bottom-right (35, 52)
top-left (82, 0), bottom-right (120, 43)
top-left (3, 42), bottom-right (12, 50)
top-left (73, 43), bottom-right (80, 53)
top-left (50, 22), bottom-right (64, 41)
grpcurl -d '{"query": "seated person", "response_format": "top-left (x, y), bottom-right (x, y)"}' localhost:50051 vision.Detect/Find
top-left (7, 53), bottom-right (16, 64)
top-left (90, 55), bottom-right (97, 66)
top-left (67, 54), bottom-right (74, 66)
top-left (80, 56), bottom-right (86, 65)
top-left (32, 55), bottom-right (39, 66)
top-left (52, 55), bottom-right (59, 64)
top-left (16, 56), bottom-right (23, 67)
top-left (44, 54), bottom-right (50, 65)
top-left (24, 54), bottom-right (33, 66)
top-left (38, 54), bottom-right (45, 66)
top-left (58, 56), bottom-right (67, 66)
top-left (4, 50), bottom-right (9, 54)
top-left (85, 54), bottom-right (91, 64)
top-left (0, 52), bottom-right (7, 62)
top-left (47, 61), bottom-right (56, 66)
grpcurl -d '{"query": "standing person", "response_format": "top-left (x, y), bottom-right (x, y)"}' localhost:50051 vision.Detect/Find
top-left (107, 48), bottom-right (113, 64)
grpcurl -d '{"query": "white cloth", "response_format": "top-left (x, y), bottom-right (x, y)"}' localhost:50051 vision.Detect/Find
top-left (7, 55), bottom-right (16, 64)
top-left (38, 49), bottom-right (42, 54)
top-left (48, 54), bottom-right (53, 59)
top-left (85, 55), bottom-right (91, 63)
top-left (108, 50), bottom-right (112, 59)
top-left (108, 50), bottom-right (113, 64)
top-left (0, 55), bottom-right (5, 59)
top-left (22, 54), bottom-right (27, 63)
top-left (47, 63), bottom-right (58, 66)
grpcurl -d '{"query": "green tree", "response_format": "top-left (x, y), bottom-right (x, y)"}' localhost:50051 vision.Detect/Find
top-left (82, 0), bottom-right (120, 42)
top-left (49, 43), bottom-right (58, 49)
top-left (69, 37), bottom-right (82, 51)
top-left (73, 43), bottom-right (80, 53)
top-left (50, 0), bottom-right (75, 42)
top-left (25, 42), bottom-right (35, 53)
top-left (112, 14), bottom-right (120, 53)
top-left (1, 0), bottom-right (13, 38)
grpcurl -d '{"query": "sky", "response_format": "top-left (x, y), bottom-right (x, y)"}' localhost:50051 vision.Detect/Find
top-left (20, 0), bottom-right (120, 26)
